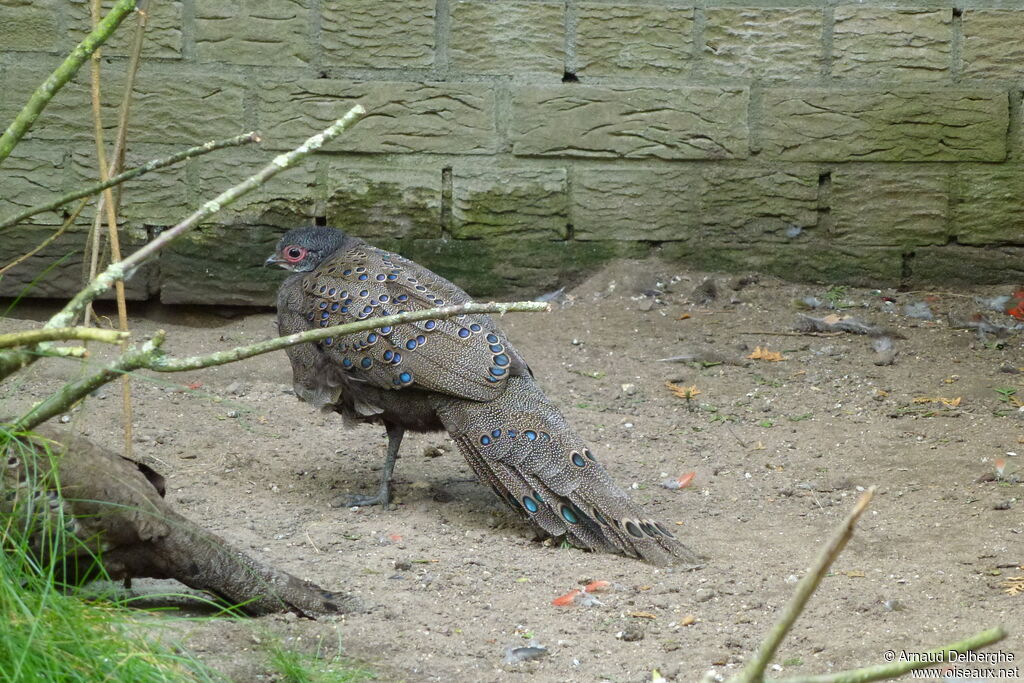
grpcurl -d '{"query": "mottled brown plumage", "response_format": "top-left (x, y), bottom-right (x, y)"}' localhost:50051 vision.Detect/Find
top-left (1, 424), bottom-right (361, 616)
top-left (270, 226), bottom-right (700, 566)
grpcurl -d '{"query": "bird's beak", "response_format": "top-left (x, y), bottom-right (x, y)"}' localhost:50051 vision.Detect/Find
top-left (264, 254), bottom-right (285, 268)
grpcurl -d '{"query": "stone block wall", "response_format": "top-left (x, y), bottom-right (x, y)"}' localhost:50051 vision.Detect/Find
top-left (2, 0), bottom-right (1023, 304)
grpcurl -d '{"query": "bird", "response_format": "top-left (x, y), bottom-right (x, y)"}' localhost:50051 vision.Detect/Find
top-left (1, 422), bottom-right (361, 616)
top-left (268, 226), bottom-right (700, 566)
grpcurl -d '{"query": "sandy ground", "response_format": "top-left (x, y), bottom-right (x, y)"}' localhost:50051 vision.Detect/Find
top-left (3, 259), bottom-right (1023, 682)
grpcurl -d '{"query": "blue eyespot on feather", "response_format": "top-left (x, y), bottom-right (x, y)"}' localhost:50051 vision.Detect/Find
top-left (522, 496), bottom-right (538, 513)
top-left (486, 333), bottom-right (499, 344)
top-left (560, 506), bottom-right (578, 524)
top-left (494, 354), bottom-right (510, 367)
top-left (571, 452), bottom-right (586, 467)
top-left (458, 328), bottom-right (470, 338)
top-left (406, 340), bottom-right (417, 350)
top-left (360, 357), bottom-right (372, 369)
top-left (342, 357), bottom-right (353, 368)
top-left (380, 325), bottom-right (393, 334)
top-left (491, 428), bottom-right (501, 439)
top-left (383, 350), bottom-right (394, 361)
top-left (399, 371), bottom-right (412, 384)
top-left (424, 320), bottom-right (436, 330)
top-left (469, 324), bottom-right (481, 332)
top-left (480, 435), bottom-right (491, 446)
top-left (524, 430), bottom-right (537, 441)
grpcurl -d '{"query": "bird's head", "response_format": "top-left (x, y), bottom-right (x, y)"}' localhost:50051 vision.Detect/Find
top-left (265, 226), bottom-right (346, 272)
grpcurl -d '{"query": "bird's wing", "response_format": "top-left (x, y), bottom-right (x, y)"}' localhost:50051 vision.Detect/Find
top-left (294, 241), bottom-right (528, 403)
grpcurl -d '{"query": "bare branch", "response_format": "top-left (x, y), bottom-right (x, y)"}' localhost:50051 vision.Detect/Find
top-left (0, 0), bottom-right (137, 164)
top-left (47, 104), bottom-right (367, 331)
top-left (732, 488), bottom-right (876, 683)
top-left (149, 301), bottom-right (551, 372)
top-left (13, 300), bottom-right (548, 431)
top-left (0, 133), bottom-right (260, 231)
top-left (769, 627), bottom-right (1007, 683)
top-left (0, 328), bottom-right (128, 349)
top-left (0, 108), bottom-right (365, 382)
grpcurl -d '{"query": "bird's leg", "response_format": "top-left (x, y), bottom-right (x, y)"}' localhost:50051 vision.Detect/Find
top-left (335, 423), bottom-right (404, 509)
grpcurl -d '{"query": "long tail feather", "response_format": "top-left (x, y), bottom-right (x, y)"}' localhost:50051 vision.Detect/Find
top-left (433, 375), bottom-right (700, 566)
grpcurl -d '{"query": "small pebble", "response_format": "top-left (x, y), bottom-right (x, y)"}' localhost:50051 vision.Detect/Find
top-left (617, 625), bottom-right (645, 642)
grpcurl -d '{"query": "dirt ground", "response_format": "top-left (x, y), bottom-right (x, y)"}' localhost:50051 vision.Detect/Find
top-left (3, 259), bottom-right (1023, 682)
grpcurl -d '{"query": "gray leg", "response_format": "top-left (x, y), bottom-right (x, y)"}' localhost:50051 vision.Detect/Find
top-left (334, 423), bottom-right (404, 508)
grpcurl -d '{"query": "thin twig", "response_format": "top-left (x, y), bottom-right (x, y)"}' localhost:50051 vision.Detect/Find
top-left (86, 0), bottom-right (136, 455)
top-left (736, 331), bottom-right (843, 337)
top-left (0, 328), bottom-right (128, 349)
top-left (732, 488), bottom-right (876, 683)
top-left (0, 133), bottom-right (259, 231)
top-left (149, 301), bottom-right (551, 372)
top-left (50, 104), bottom-right (367, 330)
top-left (13, 300), bottom-right (547, 431)
top-left (0, 107), bottom-right (366, 382)
top-left (0, 0), bottom-right (137, 164)
top-left (14, 333), bottom-right (166, 431)
top-left (1, 159), bottom-right (100, 279)
top-left (768, 627), bottom-right (1007, 683)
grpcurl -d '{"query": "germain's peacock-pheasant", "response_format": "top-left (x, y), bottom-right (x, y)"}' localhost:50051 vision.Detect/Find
top-left (268, 226), bottom-right (699, 566)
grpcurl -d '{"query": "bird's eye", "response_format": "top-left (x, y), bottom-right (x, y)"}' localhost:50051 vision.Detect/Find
top-left (284, 246), bottom-right (306, 261)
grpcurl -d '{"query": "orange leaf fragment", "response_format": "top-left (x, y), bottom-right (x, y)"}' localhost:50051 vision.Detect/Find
top-left (747, 346), bottom-right (784, 362)
top-left (186, 381), bottom-right (202, 390)
top-left (584, 580), bottom-right (611, 593)
top-left (680, 615), bottom-right (697, 627)
top-left (994, 458), bottom-right (1007, 477)
top-left (1006, 289), bottom-right (1024, 320)
top-left (675, 472), bottom-right (696, 489)
top-left (388, 534), bottom-right (403, 542)
top-left (677, 313), bottom-right (692, 320)
top-left (629, 611), bottom-right (658, 619)
top-left (665, 382), bottom-right (701, 400)
top-left (552, 589), bottom-right (581, 607)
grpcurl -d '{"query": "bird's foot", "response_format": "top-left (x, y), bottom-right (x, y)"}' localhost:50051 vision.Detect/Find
top-left (330, 487), bottom-right (391, 509)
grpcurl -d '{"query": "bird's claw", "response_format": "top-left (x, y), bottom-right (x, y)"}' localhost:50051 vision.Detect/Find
top-left (331, 488), bottom-right (391, 509)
